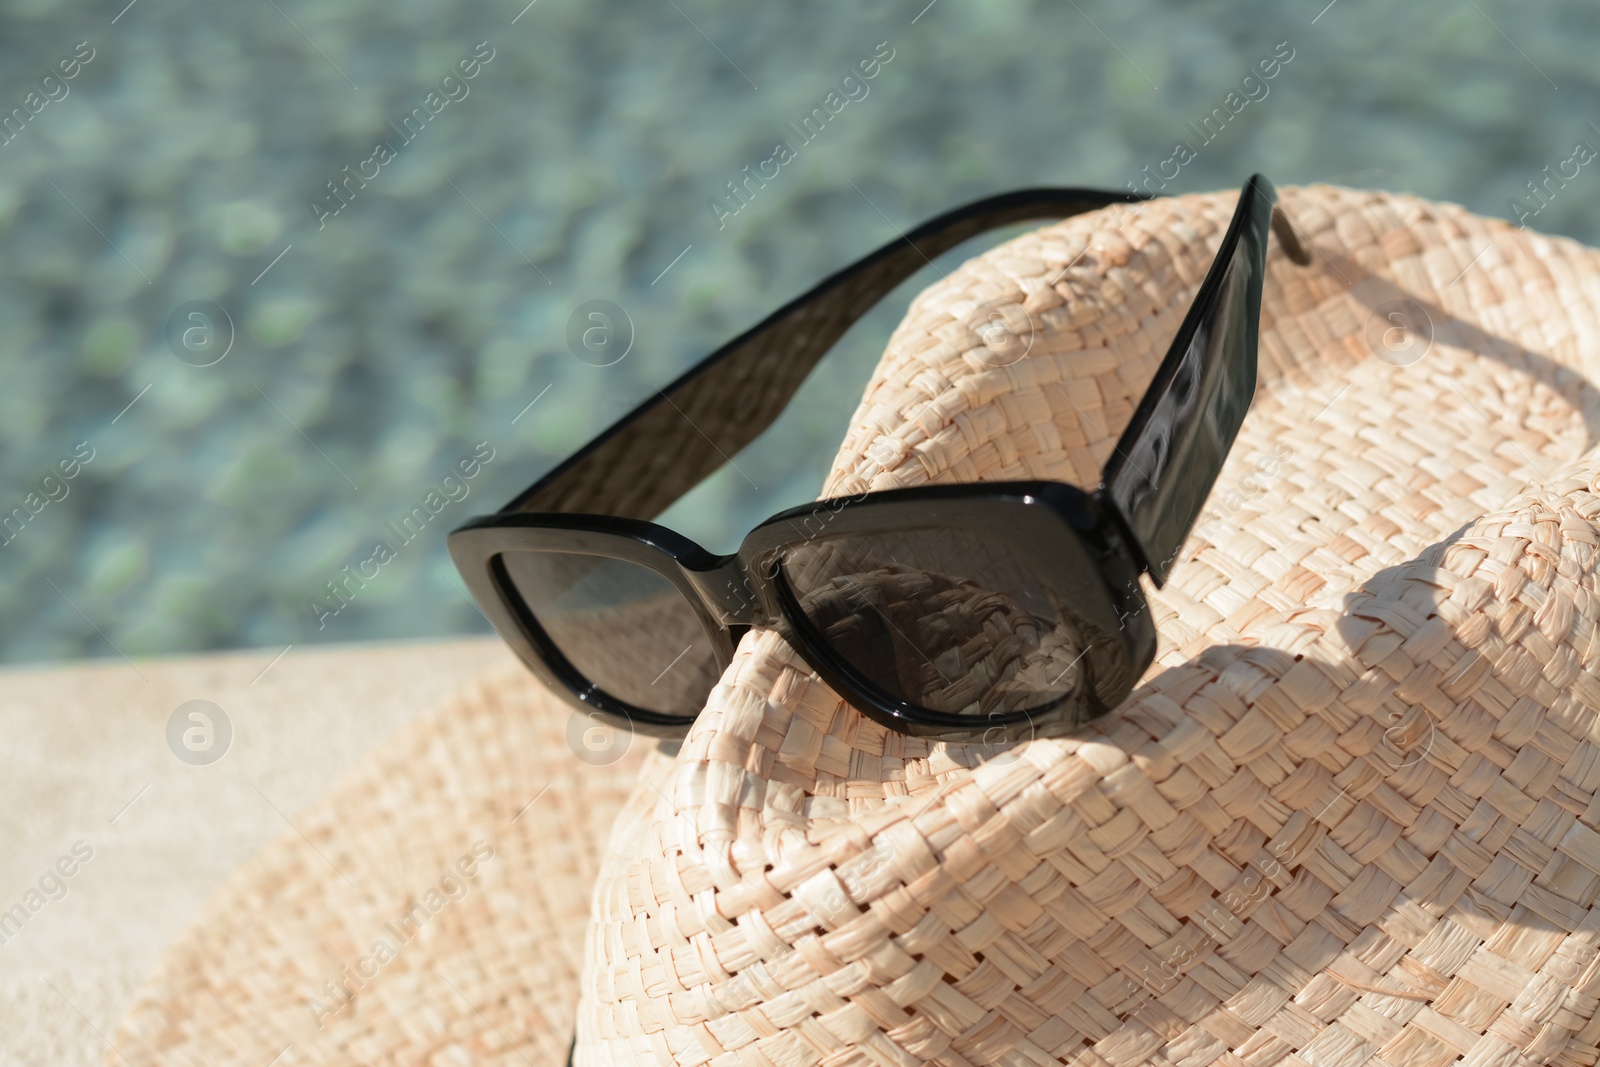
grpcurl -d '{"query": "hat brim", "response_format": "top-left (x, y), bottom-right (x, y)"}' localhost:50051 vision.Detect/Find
top-left (112, 666), bottom-right (652, 1067)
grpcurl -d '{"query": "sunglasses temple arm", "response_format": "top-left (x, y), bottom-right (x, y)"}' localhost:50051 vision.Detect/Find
top-left (508, 188), bottom-right (1144, 520)
top-left (1099, 174), bottom-right (1306, 587)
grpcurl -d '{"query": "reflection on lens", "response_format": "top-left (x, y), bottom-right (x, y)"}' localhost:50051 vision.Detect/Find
top-left (782, 527), bottom-right (1097, 716)
top-left (499, 551), bottom-right (719, 715)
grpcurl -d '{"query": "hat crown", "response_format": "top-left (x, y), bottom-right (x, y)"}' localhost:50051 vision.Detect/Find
top-left (575, 186), bottom-right (1600, 1067)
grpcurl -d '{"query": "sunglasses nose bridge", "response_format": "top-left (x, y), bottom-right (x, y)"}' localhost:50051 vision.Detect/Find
top-left (682, 555), bottom-right (762, 629)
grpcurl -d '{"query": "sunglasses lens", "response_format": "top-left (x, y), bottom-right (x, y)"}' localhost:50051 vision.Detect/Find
top-left (782, 528), bottom-right (1094, 716)
top-left (499, 551), bottom-right (721, 716)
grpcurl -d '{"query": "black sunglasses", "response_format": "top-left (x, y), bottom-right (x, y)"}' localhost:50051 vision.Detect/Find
top-left (450, 175), bottom-right (1309, 741)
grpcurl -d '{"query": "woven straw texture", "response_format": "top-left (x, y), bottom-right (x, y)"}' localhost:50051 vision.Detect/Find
top-left (111, 668), bottom-right (649, 1065)
top-left (575, 186), bottom-right (1600, 1067)
top-left (115, 185), bottom-right (1600, 1067)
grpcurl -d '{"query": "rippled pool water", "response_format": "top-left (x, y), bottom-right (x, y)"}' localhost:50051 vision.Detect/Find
top-left (1, 0), bottom-right (1597, 664)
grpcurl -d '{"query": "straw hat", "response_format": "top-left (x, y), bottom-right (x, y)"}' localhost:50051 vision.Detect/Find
top-left (114, 184), bottom-right (1600, 1067)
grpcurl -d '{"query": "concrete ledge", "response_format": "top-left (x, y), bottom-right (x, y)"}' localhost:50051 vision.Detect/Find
top-left (0, 637), bottom-right (519, 1067)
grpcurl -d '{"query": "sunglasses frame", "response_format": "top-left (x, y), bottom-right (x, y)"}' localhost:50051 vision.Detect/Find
top-left (450, 174), bottom-right (1307, 741)
top-left (450, 478), bottom-right (1154, 739)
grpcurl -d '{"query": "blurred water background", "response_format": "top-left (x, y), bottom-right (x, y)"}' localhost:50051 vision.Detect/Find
top-left (1, 0), bottom-right (1597, 665)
